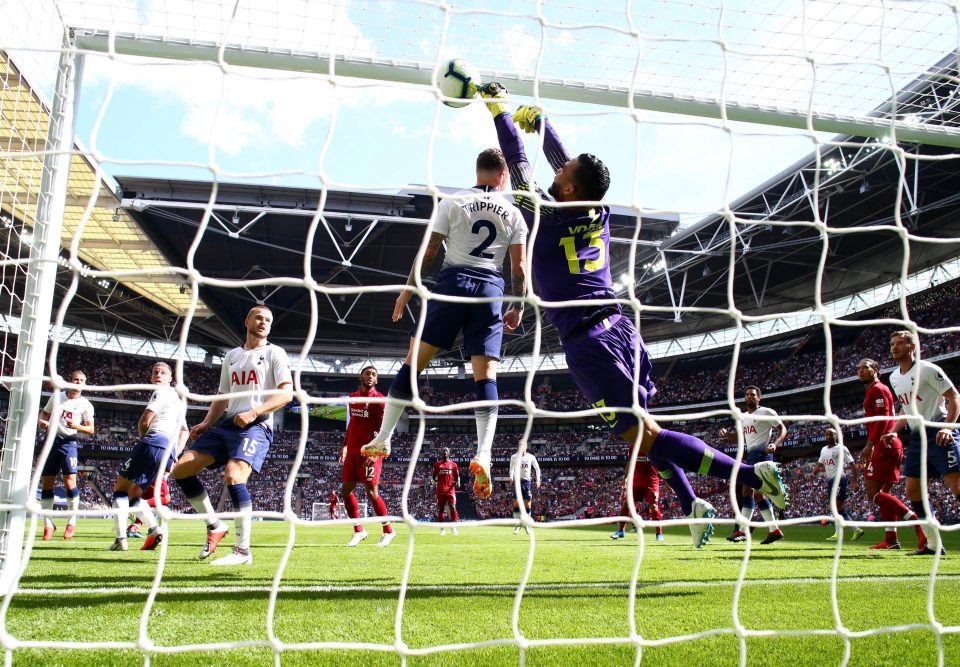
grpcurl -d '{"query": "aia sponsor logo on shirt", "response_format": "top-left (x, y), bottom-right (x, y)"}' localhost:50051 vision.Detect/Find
top-left (743, 425), bottom-right (759, 435)
top-left (232, 369), bottom-right (260, 385)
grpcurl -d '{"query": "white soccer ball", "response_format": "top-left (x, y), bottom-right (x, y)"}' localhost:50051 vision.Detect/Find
top-left (436, 59), bottom-right (481, 108)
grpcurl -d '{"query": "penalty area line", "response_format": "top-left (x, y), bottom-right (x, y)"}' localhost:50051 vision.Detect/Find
top-left (15, 574), bottom-right (960, 597)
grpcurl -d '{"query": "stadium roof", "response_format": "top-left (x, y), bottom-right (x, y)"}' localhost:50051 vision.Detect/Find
top-left (4, 47), bottom-right (960, 368)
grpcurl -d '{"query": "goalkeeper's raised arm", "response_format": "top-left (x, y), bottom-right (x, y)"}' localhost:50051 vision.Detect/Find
top-left (514, 104), bottom-right (570, 173)
top-left (480, 84), bottom-right (548, 208)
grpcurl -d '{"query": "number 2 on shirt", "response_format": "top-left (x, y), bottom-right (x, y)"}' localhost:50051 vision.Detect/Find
top-left (559, 229), bottom-right (606, 274)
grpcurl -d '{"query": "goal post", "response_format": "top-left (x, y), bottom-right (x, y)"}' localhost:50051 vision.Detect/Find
top-left (0, 34), bottom-right (82, 595)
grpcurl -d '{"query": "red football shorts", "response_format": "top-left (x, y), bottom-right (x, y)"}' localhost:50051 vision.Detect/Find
top-left (628, 481), bottom-right (658, 506)
top-left (436, 490), bottom-right (456, 508)
top-left (341, 452), bottom-right (382, 485)
top-left (865, 438), bottom-right (903, 484)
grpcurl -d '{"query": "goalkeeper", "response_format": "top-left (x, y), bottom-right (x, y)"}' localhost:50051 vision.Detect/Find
top-left (481, 84), bottom-right (790, 547)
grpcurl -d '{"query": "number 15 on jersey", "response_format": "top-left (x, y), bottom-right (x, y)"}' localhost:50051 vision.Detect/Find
top-left (559, 229), bottom-right (607, 274)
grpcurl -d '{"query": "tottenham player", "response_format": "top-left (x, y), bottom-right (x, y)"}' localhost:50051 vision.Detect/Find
top-left (37, 369), bottom-right (95, 541)
top-left (883, 330), bottom-right (960, 556)
top-left (721, 387), bottom-right (788, 545)
top-left (339, 366), bottom-right (394, 547)
top-left (857, 358), bottom-right (922, 550)
top-left (109, 362), bottom-right (188, 552)
top-left (172, 305), bottom-right (293, 565)
top-left (809, 428), bottom-right (863, 541)
top-left (480, 85), bottom-right (790, 549)
top-left (509, 441), bottom-right (541, 534)
top-left (433, 447), bottom-right (460, 536)
top-left (611, 451), bottom-right (664, 542)
top-left (361, 148), bottom-right (527, 501)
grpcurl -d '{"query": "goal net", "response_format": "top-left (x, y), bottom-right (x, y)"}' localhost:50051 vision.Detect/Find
top-left (0, 0), bottom-right (959, 664)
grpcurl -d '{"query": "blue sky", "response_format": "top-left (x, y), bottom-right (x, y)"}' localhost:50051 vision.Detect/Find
top-left (49, 0), bottom-right (957, 224)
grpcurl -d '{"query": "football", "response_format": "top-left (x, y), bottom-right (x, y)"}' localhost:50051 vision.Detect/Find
top-left (436, 59), bottom-right (481, 108)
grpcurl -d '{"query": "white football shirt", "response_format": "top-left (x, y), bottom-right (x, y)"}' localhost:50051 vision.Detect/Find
top-left (42, 392), bottom-right (94, 438)
top-left (434, 188), bottom-right (527, 273)
top-left (818, 443), bottom-right (854, 480)
top-left (890, 360), bottom-right (955, 423)
top-left (509, 452), bottom-right (541, 483)
top-left (144, 386), bottom-right (185, 444)
top-left (740, 406), bottom-right (782, 452)
top-left (219, 343), bottom-right (293, 430)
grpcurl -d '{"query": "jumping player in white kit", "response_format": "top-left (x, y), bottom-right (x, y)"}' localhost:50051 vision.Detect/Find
top-left (362, 148), bottom-right (527, 501)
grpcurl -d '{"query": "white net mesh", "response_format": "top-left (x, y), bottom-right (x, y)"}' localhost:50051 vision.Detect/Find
top-left (0, 0), bottom-right (959, 664)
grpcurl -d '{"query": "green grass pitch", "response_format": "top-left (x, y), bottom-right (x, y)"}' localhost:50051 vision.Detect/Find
top-left (6, 520), bottom-right (959, 666)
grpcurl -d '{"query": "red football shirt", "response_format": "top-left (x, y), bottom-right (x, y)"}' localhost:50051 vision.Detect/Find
top-left (343, 388), bottom-right (385, 454)
top-left (631, 454), bottom-right (658, 488)
top-left (433, 460), bottom-right (459, 494)
top-left (863, 380), bottom-right (897, 445)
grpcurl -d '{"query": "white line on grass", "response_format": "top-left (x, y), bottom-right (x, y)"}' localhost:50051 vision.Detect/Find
top-left (16, 574), bottom-right (960, 597)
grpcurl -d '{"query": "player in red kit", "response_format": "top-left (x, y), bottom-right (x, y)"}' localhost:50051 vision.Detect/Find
top-left (339, 366), bottom-right (394, 547)
top-left (857, 358), bottom-right (923, 550)
top-left (328, 491), bottom-right (340, 520)
top-left (127, 474), bottom-right (171, 539)
top-left (611, 453), bottom-right (663, 541)
top-left (432, 448), bottom-right (460, 536)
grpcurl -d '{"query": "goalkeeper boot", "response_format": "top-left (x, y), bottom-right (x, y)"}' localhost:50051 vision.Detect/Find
top-left (141, 528), bottom-right (163, 551)
top-left (211, 547), bottom-right (253, 566)
top-left (108, 537), bottom-right (128, 552)
top-left (851, 527), bottom-right (865, 541)
top-left (199, 525), bottom-right (230, 560)
top-left (63, 524), bottom-right (76, 540)
top-left (611, 530), bottom-right (625, 540)
top-left (360, 439), bottom-right (391, 458)
top-left (469, 453), bottom-right (492, 499)
top-left (753, 461), bottom-right (789, 509)
top-left (687, 498), bottom-right (716, 549)
top-left (347, 529), bottom-right (368, 547)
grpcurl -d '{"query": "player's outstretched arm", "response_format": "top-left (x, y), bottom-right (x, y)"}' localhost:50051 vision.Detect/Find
top-left (481, 84), bottom-right (538, 196)
top-left (503, 243), bottom-right (527, 333)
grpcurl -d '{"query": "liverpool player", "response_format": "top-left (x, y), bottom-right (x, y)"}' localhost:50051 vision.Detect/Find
top-left (857, 358), bottom-right (922, 550)
top-left (340, 365), bottom-right (394, 547)
top-left (109, 361), bottom-right (187, 552)
top-left (611, 451), bottom-right (664, 542)
top-left (480, 85), bottom-right (788, 550)
top-left (172, 305), bottom-right (293, 565)
top-left (432, 447), bottom-right (460, 536)
top-left (127, 475), bottom-right (171, 539)
top-left (884, 331), bottom-right (960, 556)
top-left (37, 369), bottom-right (95, 540)
top-left (360, 148), bottom-right (527, 501)
top-left (720, 386), bottom-right (788, 545)
top-left (328, 491), bottom-right (340, 520)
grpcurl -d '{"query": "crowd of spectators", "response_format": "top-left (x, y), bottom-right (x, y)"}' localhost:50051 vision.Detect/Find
top-left (63, 451), bottom-right (959, 528)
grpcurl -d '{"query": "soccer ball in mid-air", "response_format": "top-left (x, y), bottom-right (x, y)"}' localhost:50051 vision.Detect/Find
top-left (436, 59), bottom-right (481, 108)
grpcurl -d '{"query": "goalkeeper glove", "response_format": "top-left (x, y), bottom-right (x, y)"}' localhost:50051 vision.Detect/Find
top-left (479, 82), bottom-right (510, 118)
top-left (513, 105), bottom-right (543, 134)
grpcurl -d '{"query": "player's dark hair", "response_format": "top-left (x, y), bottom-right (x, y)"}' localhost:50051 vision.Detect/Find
top-left (360, 365), bottom-right (377, 375)
top-left (859, 358), bottom-right (880, 372)
top-left (744, 385), bottom-right (762, 396)
top-left (476, 147), bottom-right (507, 173)
top-left (573, 153), bottom-right (610, 201)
